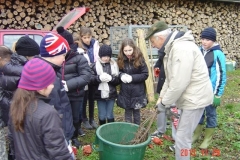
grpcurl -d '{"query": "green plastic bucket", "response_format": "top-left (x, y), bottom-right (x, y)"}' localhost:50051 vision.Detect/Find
top-left (93, 122), bottom-right (151, 160)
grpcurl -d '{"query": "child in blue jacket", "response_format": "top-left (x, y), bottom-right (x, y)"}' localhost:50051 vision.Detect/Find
top-left (193, 27), bottom-right (227, 149)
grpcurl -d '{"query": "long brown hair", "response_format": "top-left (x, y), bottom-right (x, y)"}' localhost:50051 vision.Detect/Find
top-left (10, 88), bottom-right (37, 132)
top-left (117, 38), bottom-right (144, 69)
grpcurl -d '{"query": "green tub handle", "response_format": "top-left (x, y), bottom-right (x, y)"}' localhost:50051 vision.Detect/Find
top-left (92, 135), bottom-right (103, 152)
top-left (92, 143), bottom-right (101, 152)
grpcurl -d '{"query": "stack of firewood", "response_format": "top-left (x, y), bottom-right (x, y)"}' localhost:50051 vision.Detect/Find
top-left (0, 0), bottom-right (239, 62)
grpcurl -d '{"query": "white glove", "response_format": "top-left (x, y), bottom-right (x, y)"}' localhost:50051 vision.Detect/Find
top-left (105, 74), bottom-right (112, 82)
top-left (99, 73), bottom-right (109, 82)
top-left (61, 80), bottom-right (69, 92)
top-left (121, 74), bottom-right (128, 83)
top-left (125, 74), bottom-right (132, 83)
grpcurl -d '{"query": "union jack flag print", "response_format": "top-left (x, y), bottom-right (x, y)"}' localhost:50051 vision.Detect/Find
top-left (43, 33), bottom-right (70, 56)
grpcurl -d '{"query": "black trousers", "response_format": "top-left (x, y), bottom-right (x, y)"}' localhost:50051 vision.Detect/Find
top-left (124, 108), bottom-right (140, 125)
top-left (82, 86), bottom-right (95, 121)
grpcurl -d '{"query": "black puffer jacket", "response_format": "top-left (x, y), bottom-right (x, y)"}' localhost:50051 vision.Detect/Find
top-left (90, 60), bottom-right (120, 100)
top-left (117, 57), bottom-right (149, 109)
top-left (8, 98), bottom-right (73, 160)
top-left (58, 50), bottom-right (91, 100)
top-left (35, 57), bottom-right (74, 141)
top-left (0, 53), bottom-right (27, 127)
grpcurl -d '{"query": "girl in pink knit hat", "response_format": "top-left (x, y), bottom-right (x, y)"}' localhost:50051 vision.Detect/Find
top-left (8, 58), bottom-right (74, 160)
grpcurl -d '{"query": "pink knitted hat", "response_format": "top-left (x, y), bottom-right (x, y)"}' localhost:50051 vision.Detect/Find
top-left (18, 58), bottom-right (55, 90)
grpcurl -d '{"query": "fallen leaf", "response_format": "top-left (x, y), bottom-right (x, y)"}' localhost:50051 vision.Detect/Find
top-left (82, 145), bottom-right (92, 156)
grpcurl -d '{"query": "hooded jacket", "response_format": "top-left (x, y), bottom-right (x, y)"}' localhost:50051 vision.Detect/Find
top-left (0, 53), bottom-right (27, 127)
top-left (160, 31), bottom-right (213, 109)
top-left (155, 31), bottom-right (185, 94)
top-left (58, 49), bottom-right (91, 100)
top-left (200, 44), bottom-right (226, 96)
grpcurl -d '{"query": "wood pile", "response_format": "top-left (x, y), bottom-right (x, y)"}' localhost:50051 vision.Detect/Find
top-left (0, 0), bottom-right (239, 63)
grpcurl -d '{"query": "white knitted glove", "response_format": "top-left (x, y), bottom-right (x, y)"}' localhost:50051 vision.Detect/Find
top-left (125, 74), bottom-right (132, 83)
top-left (99, 73), bottom-right (109, 82)
top-left (121, 74), bottom-right (128, 83)
top-left (105, 74), bottom-right (112, 82)
top-left (61, 80), bottom-right (69, 92)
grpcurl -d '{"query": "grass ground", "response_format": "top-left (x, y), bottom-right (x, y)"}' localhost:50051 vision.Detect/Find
top-left (76, 70), bottom-right (240, 160)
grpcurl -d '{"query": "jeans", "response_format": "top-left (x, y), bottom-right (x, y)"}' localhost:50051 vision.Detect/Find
top-left (97, 99), bottom-right (115, 120)
top-left (0, 128), bottom-right (7, 160)
top-left (70, 98), bottom-right (84, 123)
top-left (199, 104), bottom-right (217, 128)
top-left (175, 108), bottom-right (204, 160)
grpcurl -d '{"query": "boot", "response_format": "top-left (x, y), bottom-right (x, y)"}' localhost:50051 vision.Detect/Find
top-left (192, 124), bottom-right (204, 143)
top-left (82, 120), bottom-right (93, 130)
top-left (89, 119), bottom-right (98, 129)
top-left (72, 123), bottom-right (81, 148)
top-left (199, 128), bottom-right (215, 149)
top-left (99, 119), bottom-right (106, 125)
top-left (107, 118), bottom-right (115, 123)
top-left (72, 138), bottom-right (81, 149)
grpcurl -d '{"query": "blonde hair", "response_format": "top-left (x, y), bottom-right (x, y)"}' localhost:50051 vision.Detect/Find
top-left (11, 41), bottom-right (17, 52)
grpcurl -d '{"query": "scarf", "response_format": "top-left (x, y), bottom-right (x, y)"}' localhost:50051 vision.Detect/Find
top-left (96, 58), bottom-right (119, 98)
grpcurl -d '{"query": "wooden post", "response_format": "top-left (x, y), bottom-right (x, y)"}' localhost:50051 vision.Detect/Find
top-left (136, 29), bottom-right (155, 102)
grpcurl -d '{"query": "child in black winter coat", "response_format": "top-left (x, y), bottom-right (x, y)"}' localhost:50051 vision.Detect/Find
top-left (9, 58), bottom-right (74, 160)
top-left (57, 26), bottom-right (92, 147)
top-left (0, 36), bottom-right (40, 160)
top-left (117, 38), bottom-right (149, 125)
top-left (90, 45), bottom-right (120, 125)
top-left (0, 45), bottom-right (12, 160)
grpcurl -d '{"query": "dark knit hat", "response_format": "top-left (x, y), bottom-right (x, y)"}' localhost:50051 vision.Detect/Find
top-left (15, 36), bottom-right (40, 57)
top-left (145, 21), bottom-right (169, 40)
top-left (18, 58), bottom-right (55, 90)
top-left (201, 27), bottom-right (216, 42)
top-left (40, 32), bottom-right (70, 57)
top-left (99, 44), bottom-right (112, 58)
top-left (56, 26), bottom-right (74, 45)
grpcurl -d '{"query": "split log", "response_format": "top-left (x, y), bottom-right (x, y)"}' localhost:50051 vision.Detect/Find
top-left (7, 12), bottom-right (13, 19)
top-left (0, 0), bottom-right (238, 63)
top-left (43, 24), bottom-right (52, 31)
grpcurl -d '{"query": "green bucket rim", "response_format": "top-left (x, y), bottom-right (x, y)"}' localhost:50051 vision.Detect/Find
top-left (96, 122), bottom-right (151, 148)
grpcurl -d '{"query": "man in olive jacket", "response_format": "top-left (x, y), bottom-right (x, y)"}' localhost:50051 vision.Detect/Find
top-left (146, 21), bottom-right (213, 160)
